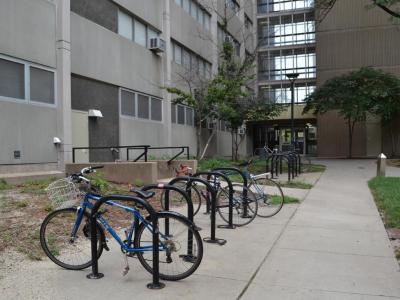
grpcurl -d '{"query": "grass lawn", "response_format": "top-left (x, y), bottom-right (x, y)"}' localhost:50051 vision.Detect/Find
top-left (368, 177), bottom-right (400, 229)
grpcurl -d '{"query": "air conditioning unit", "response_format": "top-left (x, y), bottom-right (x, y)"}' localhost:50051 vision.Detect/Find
top-left (207, 120), bottom-right (216, 130)
top-left (238, 125), bottom-right (246, 135)
top-left (149, 38), bottom-right (166, 53)
top-left (224, 36), bottom-right (233, 43)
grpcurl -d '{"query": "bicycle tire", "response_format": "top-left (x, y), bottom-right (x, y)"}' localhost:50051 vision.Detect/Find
top-left (216, 183), bottom-right (258, 226)
top-left (134, 213), bottom-right (203, 281)
top-left (249, 178), bottom-right (284, 218)
top-left (40, 207), bottom-right (104, 270)
top-left (159, 182), bottom-right (202, 216)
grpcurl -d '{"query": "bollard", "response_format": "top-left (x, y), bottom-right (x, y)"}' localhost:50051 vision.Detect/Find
top-left (377, 153), bottom-right (387, 177)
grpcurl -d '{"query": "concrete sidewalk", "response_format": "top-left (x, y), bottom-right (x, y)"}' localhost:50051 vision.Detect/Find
top-left (1, 159), bottom-right (399, 299)
top-left (243, 159), bottom-right (400, 299)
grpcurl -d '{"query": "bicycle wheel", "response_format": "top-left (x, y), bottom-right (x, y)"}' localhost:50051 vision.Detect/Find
top-left (160, 182), bottom-right (202, 216)
top-left (216, 183), bottom-right (258, 226)
top-left (134, 213), bottom-right (203, 281)
top-left (40, 207), bottom-right (104, 270)
top-left (249, 178), bottom-right (284, 218)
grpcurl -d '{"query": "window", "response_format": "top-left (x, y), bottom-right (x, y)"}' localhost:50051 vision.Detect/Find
top-left (151, 98), bottom-right (162, 121)
top-left (0, 56), bottom-right (55, 105)
top-left (134, 19), bottom-right (147, 47)
top-left (148, 27), bottom-right (158, 41)
top-left (190, 1), bottom-right (197, 18)
top-left (182, 49), bottom-right (191, 69)
top-left (186, 107), bottom-right (194, 126)
top-left (174, 44), bottom-right (182, 64)
top-left (0, 58), bottom-right (25, 99)
top-left (258, 82), bottom-right (316, 104)
top-left (137, 94), bottom-right (149, 119)
top-left (176, 0), bottom-right (211, 31)
top-left (121, 89), bottom-right (135, 117)
top-left (118, 10), bottom-right (133, 40)
top-left (258, 0), bottom-right (314, 14)
top-left (171, 104), bottom-right (177, 123)
top-left (226, 0), bottom-right (240, 14)
top-left (183, 0), bottom-right (190, 12)
top-left (177, 105), bottom-right (185, 124)
top-left (30, 67), bottom-right (55, 104)
top-left (118, 9), bottom-right (159, 48)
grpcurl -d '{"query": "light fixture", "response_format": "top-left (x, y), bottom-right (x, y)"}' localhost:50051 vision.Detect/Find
top-left (53, 137), bottom-right (62, 145)
top-left (88, 109), bottom-right (103, 118)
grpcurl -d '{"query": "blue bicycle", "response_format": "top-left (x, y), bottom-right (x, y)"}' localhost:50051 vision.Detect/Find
top-left (39, 166), bottom-right (203, 281)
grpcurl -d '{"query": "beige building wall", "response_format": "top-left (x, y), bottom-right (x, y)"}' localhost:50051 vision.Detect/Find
top-left (316, 0), bottom-right (400, 157)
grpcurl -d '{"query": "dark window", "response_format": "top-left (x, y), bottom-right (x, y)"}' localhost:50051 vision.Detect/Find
top-left (186, 107), bottom-right (193, 126)
top-left (30, 67), bottom-right (55, 104)
top-left (171, 104), bottom-right (176, 123)
top-left (0, 58), bottom-right (25, 99)
top-left (121, 90), bottom-right (135, 117)
top-left (151, 98), bottom-right (162, 121)
top-left (137, 94), bottom-right (149, 119)
top-left (177, 105), bottom-right (185, 125)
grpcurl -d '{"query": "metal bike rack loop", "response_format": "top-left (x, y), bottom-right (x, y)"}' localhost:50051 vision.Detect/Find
top-left (141, 183), bottom-right (198, 261)
top-left (168, 176), bottom-right (226, 246)
top-left (212, 167), bottom-right (250, 218)
top-left (192, 171), bottom-right (236, 230)
top-left (87, 195), bottom-right (165, 290)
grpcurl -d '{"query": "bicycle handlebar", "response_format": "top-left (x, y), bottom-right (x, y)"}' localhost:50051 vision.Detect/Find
top-left (70, 165), bottom-right (104, 183)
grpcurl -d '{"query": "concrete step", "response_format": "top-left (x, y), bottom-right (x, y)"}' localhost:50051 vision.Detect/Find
top-left (0, 170), bottom-right (64, 185)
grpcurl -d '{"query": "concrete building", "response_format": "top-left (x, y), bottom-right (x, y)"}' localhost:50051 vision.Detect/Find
top-left (0, 0), bottom-right (256, 173)
top-left (254, 0), bottom-right (400, 158)
top-left (253, 0), bottom-right (317, 155)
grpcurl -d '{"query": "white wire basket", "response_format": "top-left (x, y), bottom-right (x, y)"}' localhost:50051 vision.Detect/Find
top-left (46, 178), bottom-right (81, 209)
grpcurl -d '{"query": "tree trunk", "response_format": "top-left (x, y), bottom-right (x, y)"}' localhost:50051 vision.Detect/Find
top-left (200, 130), bottom-right (215, 160)
top-left (390, 120), bottom-right (396, 158)
top-left (348, 119), bottom-right (353, 159)
top-left (195, 119), bottom-right (202, 159)
top-left (347, 119), bottom-right (356, 159)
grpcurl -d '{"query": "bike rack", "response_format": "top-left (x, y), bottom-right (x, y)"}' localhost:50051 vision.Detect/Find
top-left (212, 167), bottom-right (250, 218)
top-left (141, 183), bottom-right (198, 262)
top-left (192, 171), bottom-right (236, 230)
top-left (87, 195), bottom-right (165, 290)
top-left (168, 176), bottom-right (226, 246)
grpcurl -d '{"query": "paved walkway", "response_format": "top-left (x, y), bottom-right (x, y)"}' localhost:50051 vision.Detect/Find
top-left (1, 159), bottom-right (399, 299)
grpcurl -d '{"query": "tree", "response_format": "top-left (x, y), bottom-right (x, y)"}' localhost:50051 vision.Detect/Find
top-left (303, 67), bottom-right (400, 158)
top-left (316, 0), bottom-right (400, 22)
top-left (369, 71), bottom-right (400, 156)
top-left (165, 72), bottom-right (217, 159)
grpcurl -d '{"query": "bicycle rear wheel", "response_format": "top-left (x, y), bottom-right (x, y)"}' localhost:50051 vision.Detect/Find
top-left (40, 207), bottom-right (104, 270)
top-left (249, 178), bottom-right (284, 218)
top-left (160, 182), bottom-right (202, 216)
top-left (216, 183), bottom-right (258, 226)
top-left (134, 213), bottom-right (203, 281)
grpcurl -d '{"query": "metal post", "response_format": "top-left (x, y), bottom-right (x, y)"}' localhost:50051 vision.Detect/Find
top-left (286, 73), bottom-right (299, 150)
top-left (86, 213), bottom-right (104, 279)
top-left (377, 153), bottom-right (387, 177)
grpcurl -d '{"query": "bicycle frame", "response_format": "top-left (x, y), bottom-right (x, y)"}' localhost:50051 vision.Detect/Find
top-left (73, 192), bottom-right (166, 253)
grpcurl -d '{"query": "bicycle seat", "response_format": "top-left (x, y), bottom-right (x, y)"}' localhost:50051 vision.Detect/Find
top-left (236, 159), bottom-right (253, 167)
top-left (130, 189), bottom-right (155, 199)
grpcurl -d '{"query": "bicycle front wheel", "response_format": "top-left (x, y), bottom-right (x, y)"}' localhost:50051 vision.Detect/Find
top-left (249, 178), bottom-right (284, 218)
top-left (40, 207), bottom-right (104, 270)
top-left (216, 183), bottom-right (258, 226)
top-left (134, 213), bottom-right (203, 281)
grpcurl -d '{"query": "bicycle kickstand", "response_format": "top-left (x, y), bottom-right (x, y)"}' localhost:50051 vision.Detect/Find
top-left (122, 252), bottom-right (130, 276)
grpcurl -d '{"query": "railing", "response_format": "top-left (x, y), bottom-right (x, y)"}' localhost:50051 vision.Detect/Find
top-left (149, 146), bottom-right (190, 164)
top-left (72, 145), bottom-right (190, 164)
top-left (72, 145), bottom-right (150, 163)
